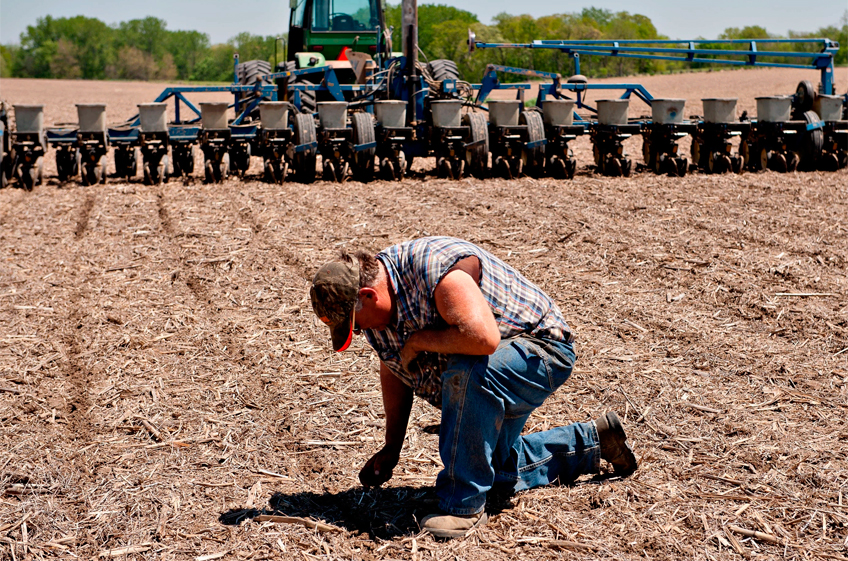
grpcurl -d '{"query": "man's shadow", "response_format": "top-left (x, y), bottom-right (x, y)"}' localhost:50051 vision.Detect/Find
top-left (219, 484), bottom-right (518, 540)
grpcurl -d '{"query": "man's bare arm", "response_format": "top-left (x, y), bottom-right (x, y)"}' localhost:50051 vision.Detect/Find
top-left (380, 361), bottom-right (413, 452)
top-left (358, 361), bottom-right (413, 487)
top-left (401, 258), bottom-right (501, 365)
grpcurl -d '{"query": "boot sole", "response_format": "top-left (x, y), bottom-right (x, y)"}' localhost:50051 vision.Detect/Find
top-left (604, 412), bottom-right (638, 476)
top-left (424, 512), bottom-right (488, 538)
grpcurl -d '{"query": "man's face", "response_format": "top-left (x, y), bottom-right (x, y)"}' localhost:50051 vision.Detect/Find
top-left (353, 290), bottom-right (390, 333)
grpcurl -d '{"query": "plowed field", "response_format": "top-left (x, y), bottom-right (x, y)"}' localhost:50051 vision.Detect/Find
top-left (1, 68), bottom-right (847, 560)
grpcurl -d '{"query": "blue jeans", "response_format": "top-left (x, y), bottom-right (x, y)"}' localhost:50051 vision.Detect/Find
top-left (436, 336), bottom-right (599, 515)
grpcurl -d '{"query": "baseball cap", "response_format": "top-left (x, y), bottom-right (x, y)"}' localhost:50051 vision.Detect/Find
top-left (310, 259), bottom-right (361, 352)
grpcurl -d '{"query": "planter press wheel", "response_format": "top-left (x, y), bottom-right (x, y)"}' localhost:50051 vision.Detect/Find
top-left (767, 150), bottom-right (787, 173)
top-left (0, 152), bottom-right (6, 189)
top-left (264, 158), bottom-right (285, 184)
top-left (786, 151), bottom-right (800, 172)
top-left (708, 153), bottom-right (731, 174)
top-left (96, 155), bottom-right (107, 185)
top-left (622, 157), bottom-right (632, 177)
top-left (603, 154), bottom-right (622, 177)
top-left (730, 155), bottom-right (744, 174)
top-left (546, 155), bottom-right (567, 179)
top-left (675, 157), bottom-right (688, 177)
top-left (172, 146), bottom-right (193, 178)
top-left (204, 160), bottom-right (216, 184)
top-left (351, 112), bottom-right (376, 182)
top-left (463, 112), bottom-right (488, 178)
top-left (519, 110), bottom-right (545, 178)
top-left (292, 113), bottom-right (317, 184)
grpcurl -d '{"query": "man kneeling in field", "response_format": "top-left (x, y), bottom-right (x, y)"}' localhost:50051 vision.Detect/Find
top-left (310, 236), bottom-right (637, 538)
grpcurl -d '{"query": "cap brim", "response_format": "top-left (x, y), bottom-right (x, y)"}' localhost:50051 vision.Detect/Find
top-left (330, 307), bottom-right (355, 352)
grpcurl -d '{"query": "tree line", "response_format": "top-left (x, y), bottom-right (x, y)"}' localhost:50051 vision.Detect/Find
top-left (1, 7), bottom-right (845, 83)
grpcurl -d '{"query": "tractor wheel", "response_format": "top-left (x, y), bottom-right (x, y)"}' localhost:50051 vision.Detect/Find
top-left (463, 112), bottom-right (489, 178)
top-left (284, 61), bottom-right (317, 114)
top-left (800, 110), bottom-right (823, 169)
top-left (351, 112), bottom-right (376, 182)
top-left (794, 80), bottom-right (815, 114)
top-left (292, 113), bottom-right (317, 184)
top-left (237, 60), bottom-right (274, 120)
top-left (520, 110), bottom-right (545, 177)
top-left (427, 59), bottom-right (461, 83)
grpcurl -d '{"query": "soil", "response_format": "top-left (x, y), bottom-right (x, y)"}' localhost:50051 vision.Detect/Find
top-left (0, 68), bottom-right (846, 560)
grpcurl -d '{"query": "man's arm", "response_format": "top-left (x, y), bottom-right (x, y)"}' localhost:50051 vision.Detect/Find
top-left (380, 361), bottom-right (413, 452)
top-left (358, 361), bottom-right (413, 487)
top-left (400, 259), bottom-right (501, 367)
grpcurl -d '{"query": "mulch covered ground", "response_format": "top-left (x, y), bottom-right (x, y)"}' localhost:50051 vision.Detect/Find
top-left (1, 69), bottom-right (847, 560)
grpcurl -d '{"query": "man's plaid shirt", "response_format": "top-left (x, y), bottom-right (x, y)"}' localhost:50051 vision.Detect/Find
top-left (363, 237), bottom-right (574, 408)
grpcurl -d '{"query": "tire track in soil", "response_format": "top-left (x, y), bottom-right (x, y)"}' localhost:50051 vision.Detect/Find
top-left (74, 192), bottom-right (96, 238)
top-left (156, 190), bottom-right (212, 305)
top-left (155, 187), bottom-right (283, 411)
top-left (62, 192), bottom-right (103, 451)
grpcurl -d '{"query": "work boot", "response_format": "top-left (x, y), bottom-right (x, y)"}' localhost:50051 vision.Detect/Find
top-left (594, 411), bottom-right (638, 477)
top-left (421, 511), bottom-right (488, 538)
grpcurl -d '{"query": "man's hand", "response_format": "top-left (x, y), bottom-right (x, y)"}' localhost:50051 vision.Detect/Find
top-left (399, 333), bottom-right (421, 370)
top-left (359, 444), bottom-right (401, 487)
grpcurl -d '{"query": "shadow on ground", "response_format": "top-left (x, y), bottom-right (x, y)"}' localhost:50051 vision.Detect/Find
top-left (219, 484), bottom-right (520, 540)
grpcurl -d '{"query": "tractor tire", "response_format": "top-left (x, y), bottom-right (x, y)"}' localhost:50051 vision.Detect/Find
top-left (350, 112), bottom-right (376, 182)
top-left (238, 60), bottom-right (272, 86)
top-left (284, 61), bottom-right (317, 114)
top-left (292, 113), bottom-right (317, 184)
top-left (520, 110), bottom-right (545, 177)
top-left (427, 59), bottom-right (461, 83)
top-left (237, 60), bottom-right (274, 120)
top-left (463, 112), bottom-right (489, 178)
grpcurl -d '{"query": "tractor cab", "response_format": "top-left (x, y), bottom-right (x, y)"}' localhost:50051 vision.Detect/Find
top-left (288, 0), bottom-right (384, 67)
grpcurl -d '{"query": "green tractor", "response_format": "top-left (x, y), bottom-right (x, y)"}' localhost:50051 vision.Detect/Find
top-left (284, 0), bottom-right (391, 111)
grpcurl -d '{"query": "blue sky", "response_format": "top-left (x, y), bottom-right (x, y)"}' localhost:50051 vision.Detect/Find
top-left (1, 0), bottom-right (845, 46)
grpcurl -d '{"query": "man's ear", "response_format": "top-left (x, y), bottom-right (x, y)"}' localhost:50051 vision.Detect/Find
top-left (359, 287), bottom-right (377, 300)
